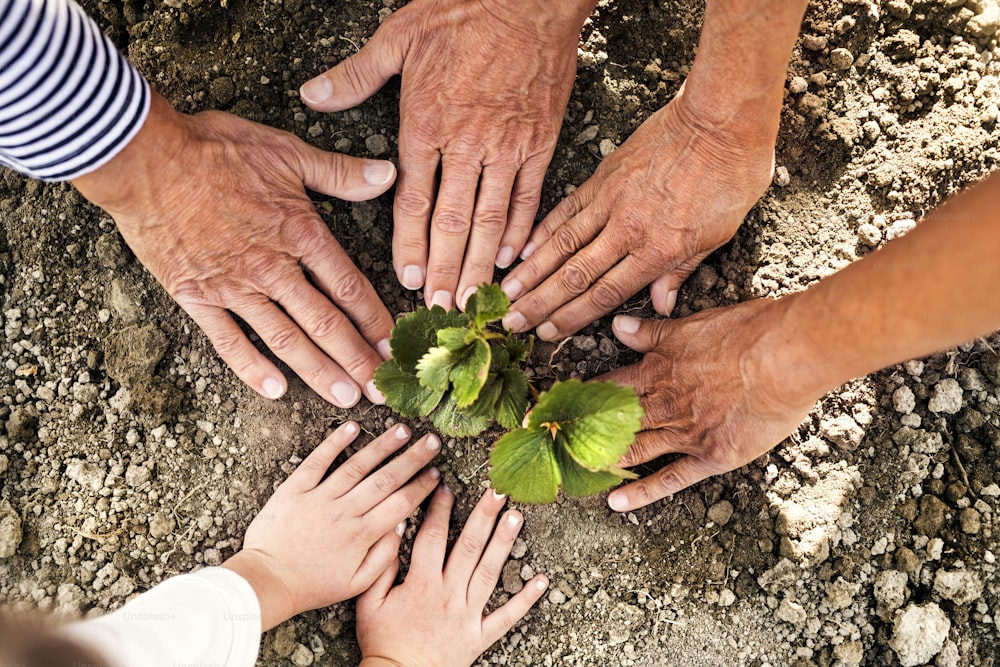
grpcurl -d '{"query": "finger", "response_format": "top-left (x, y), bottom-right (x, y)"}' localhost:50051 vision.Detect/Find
top-left (393, 139), bottom-right (440, 291)
top-left (363, 467), bottom-right (441, 538)
top-left (287, 422), bottom-right (361, 492)
top-left (495, 154), bottom-right (551, 269)
top-left (349, 433), bottom-right (442, 511)
top-left (234, 288), bottom-right (362, 408)
top-left (456, 164), bottom-right (518, 310)
top-left (531, 254), bottom-right (654, 341)
top-left (649, 253), bottom-right (707, 316)
top-left (354, 527), bottom-right (405, 592)
top-left (607, 456), bottom-right (713, 512)
top-left (297, 233), bottom-right (395, 379)
top-left (444, 489), bottom-right (506, 587)
top-left (292, 139), bottom-right (397, 201)
top-left (500, 204), bottom-right (607, 333)
top-left (183, 302), bottom-right (287, 400)
top-left (611, 315), bottom-right (673, 354)
top-left (467, 509), bottom-right (523, 609)
top-left (617, 429), bottom-right (694, 468)
top-left (357, 551), bottom-right (400, 613)
top-left (481, 575), bottom-right (549, 647)
top-left (321, 424), bottom-right (412, 498)
top-left (410, 484), bottom-right (455, 576)
top-left (424, 157), bottom-right (482, 310)
top-left (299, 29), bottom-right (405, 111)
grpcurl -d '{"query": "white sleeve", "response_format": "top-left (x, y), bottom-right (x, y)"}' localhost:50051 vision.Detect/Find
top-left (0, 0), bottom-right (150, 181)
top-left (59, 567), bottom-right (262, 667)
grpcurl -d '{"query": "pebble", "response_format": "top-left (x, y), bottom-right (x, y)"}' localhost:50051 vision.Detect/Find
top-left (959, 507), bottom-right (982, 534)
top-left (928, 378), bottom-right (963, 414)
top-left (885, 218), bottom-right (917, 241)
top-left (707, 500), bottom-right (734, 526)
top-left (574, 125), bottom-right (600, 144)
top-left (572, 335), bottom-right (597, 352)
top-left (148, 512), bottom-right (176, 539)
top-left (291, 643), bottom-right (314, 666)
top-left (874, 570), bottom-right (909, 619)
top-left (857, 222), bottom-right (882, 245)
top-left (789, 76), bottom-right (808, 94)
top-left (890, 603), bottom-right (950, 666)
top-left (0, 500), bottom-right (23, 558)
top-left (548, 589), bottom-right (567, 604)
top-left (893, 386), bottom-right (916, 414)
top-left (933, 568), bottom-right (983, 604)
top-left (819, 414), bottom-right (865, 451)
top-left (365, 134), bottom-right (390, 155)
top-left (599, 139), bottom-right (617, 157)
top-left (502, 560), bottom-right (523, 594)
top-left (830, 48), bottom-right (855, 69)
top-left (773, 165), bottom-right (791, 187)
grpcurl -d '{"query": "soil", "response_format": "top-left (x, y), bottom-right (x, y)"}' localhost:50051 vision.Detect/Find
top-left (2, 0), bottom-right (1000, 665)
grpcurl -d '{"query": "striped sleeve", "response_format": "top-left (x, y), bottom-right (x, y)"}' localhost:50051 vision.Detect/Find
top-left (0, 0), bottom-right (150, 181)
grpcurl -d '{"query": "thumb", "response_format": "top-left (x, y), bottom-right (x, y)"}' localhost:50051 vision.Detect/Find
top-left (293, 140), bottom-right (397, 201)
top-left (299, 31), bottom-right (405, 111)
top-left (649, 252), bottom-right (707, 316)
top-left (611, 315), bottom-right (674, 353)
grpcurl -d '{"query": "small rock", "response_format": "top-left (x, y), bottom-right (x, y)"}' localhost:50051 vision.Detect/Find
top-left (893, 386), bottom-right (916, 414)
top-left (933, 569), bottom-right (983, 605)
top-left (598, 139), bottom-right (616, 157)
top-left (959, 507), bottom-right (981, 534)
top-left (209, 76), bottom-right (235, 106)
top-left (574, 125), bottom-right (600, 144)
top-left (291, 643), bottom-right (314, 666)
top-left (928, 378), bottom-right (963, 414)
top-left (717, 588), bottom-right (736, 606)
top-left (802, 34), bottom-right (828, 50)
top-left (788, 76), bottom-right (808, 94)
top-left (874, 570), bottom-right (909, 619)
top-left (0, 500), bottom-right (23, 558)
top-left (890, 603), bottom-right (950, 666)
top-left (773, 165), bottom-right (791, 187)
top-left (914, 495), bottom-right (947, 536)
top-left (548, 589), bottom-right (566, 604)
top-left (967, 4), bottom-right (1000, 38)
top-left (148, 512), bottom-right (176, 539)
top-left (819, 414), bottom-right (865, 451)
top-left (65, 459), bottom-right (106, 491)
top-left (774, 598), bottom-right (806, 624)
top-left (572, 335), bottom-right (597, 352)
top-left (833, 640), bottom-right (864, 667)
top-left (510, 537), bottom-right (527, 559)
top-left (857, 222), bottom-right (881, 245)
top-left (272, 623), bottom-right (296, 658)
top-left (502, 560), bottom-right (523, 595)
top-left (365, 134), bottom-right (390, 156)
top-left (707, 500), bottom-right (734, 526)
top-left (5, 407), bottom-right (37, 441)
top-left (885, 218), bottom-right (917, 241)
top-left (830, 48), bottom-right (855, 69)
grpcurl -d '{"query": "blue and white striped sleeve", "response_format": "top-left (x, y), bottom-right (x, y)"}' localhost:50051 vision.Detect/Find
top-left (0, 0), bottom-right (150, 181)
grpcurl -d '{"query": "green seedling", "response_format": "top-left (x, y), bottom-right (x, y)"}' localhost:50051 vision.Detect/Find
top-left (374, 284), bottom-right (644, 503)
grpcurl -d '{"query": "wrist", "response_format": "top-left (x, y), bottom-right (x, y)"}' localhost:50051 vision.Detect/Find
top-left (359, 657), bottom-right (406, 667)
top-left (222, 549), bottom-right (297, 632)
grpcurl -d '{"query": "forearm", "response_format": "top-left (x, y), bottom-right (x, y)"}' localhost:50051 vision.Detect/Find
top-left (682, 0), bottom-right (809, 137)
top-left (222, 550), bottom-right (296, 632)
top-left (769, 174), bottom-right (1000, 400)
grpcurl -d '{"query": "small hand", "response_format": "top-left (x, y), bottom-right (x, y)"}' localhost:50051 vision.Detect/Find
top-left (500, 88), bottom-right (776, 340)
top-left (73, 92), bottom-right (396, 407)
top-left (222, 422), bottom-right (442, 630)
top-left (598, 302), bottom-right (817, 512)
top-left (356, 487), bottom-right (548, 667)
top-left (301, 0), bottom-right (594, 311)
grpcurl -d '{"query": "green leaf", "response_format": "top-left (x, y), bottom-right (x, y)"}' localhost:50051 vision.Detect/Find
top-left (448, 338), bottom-right (491, 408)
top-left (431, 395), bottom-right (492, 437)
top-left (437, 327), bottom-right (473, 352)
top-left (529, 380), bottom-right (644, 471)
top-left (465, 372), bottom-right (503, 418)
top-left (501, 336), bottom-right (530, 364)
top-left (389, 306), bottom-right (467, 370)
top-left (494, 368), bottom-right (529, 430)
top-left (489, 427), bottom-right (560, 504)
top-left (555, 442), bottom-right (637, 498)
top-left (374, 360), bottom-right (444, 417)
top-left (466, 284), bottom-right (510, 329)
top-left (416, 346), bottom-right (458, 392)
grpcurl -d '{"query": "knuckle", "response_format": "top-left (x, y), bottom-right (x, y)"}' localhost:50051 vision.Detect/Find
top-left (395, 189), bottom-right (434, 220)
top-left (420, 523), bottom-right (450, 544)
top-left (457, 534), bottom-right (484, 559)
top-left (473, 209), bottom-right (507, 234)
top-left (330, 270), bottom-right (368, 306)
top-left (305, 308), bottom-right (348, 341)
top-left (342, 459), bottom-right (368, 483)
top-left (433, 209), bottom-right (472, 237)
top-left (265, 322), bottom-right (301, 356)
top-left (477, 560), bottom-right (502, 583)
top-left (556, 262), bottom-right (592, 296)
top-left (372, 470), bottom-right (399, 495)
top-left (552, 226), bottom-right (582, 256)
top-left (588, 279), bottom-right (627, 312)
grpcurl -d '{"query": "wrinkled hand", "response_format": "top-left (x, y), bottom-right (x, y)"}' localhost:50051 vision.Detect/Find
top-left (357, 487), bottom-right (548, 667)
top-left (500, 88), bottom-right (777, 340)
top-left (599, 301), bottom-right (818, 512)
top-left (73, 92), bottom-right (396, 407)
top-left (222, 422), bottom-right (442, 630)
top-left (301, 0), bottom-right (594, 311)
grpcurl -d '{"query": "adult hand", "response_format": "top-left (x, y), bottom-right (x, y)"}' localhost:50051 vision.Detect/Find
top-left (356, 487), bottom-right (548, 667)
top-left (598, 301), bottom-right (818, 512)
top-left (222, 422), bottom-right (442, 630)
top-left (72, 92), bottom-right (396, 407)
top-left (301, 0), bottom-right (596, 311)
top-left (500, 88), bottom-right (776, 340)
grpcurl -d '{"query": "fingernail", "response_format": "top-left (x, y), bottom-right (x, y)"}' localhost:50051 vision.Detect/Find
top-left (492, 489), bottom-right (506, 500)
top-left (665, 289), bottom-right (678, 316)
top-left (395, 520), bottom-right (406, 536)
top-left (501, 277), bottom-right (523, 300)
top-left (608, 492), bottom-right (629, 512)
top-left (401, 265), bottom-right (424, 290)
top-left (496, 246), bottom-right (516, 268)
top-left (364, 161), bottom-right (395, 186)
top-left (535, 577), bottom-right (549, 590)
top-left (377, 338), bottom-right (392, 360)
top-left (430, 467), bottom-right (441, 479)
top-left (441, 484), bottom-right (453, 496)
top-left (262, 377), bottom-right (284, 399)
top-left (300, 75), bottom-right (333, 104)
top-left (537, 322), bottom-right (558, 340)
top-left (331, 381), bottom-right (360, 407)
top-left (395, 425), bottom-right (409, 440)
top-left (430, 290), bottom-right (453, 310)
top-left (614, 315), bottom-right (641, 335)
top-left (502, 311), bottom-right (527, 332)
top-left (426, 434), bottom-right (441, 451)
top-left (507, 512), bottom-right (521, 526)
top-left (459, 286), bottom-right (476, 310)
top-left (520, 241), bottom-right (537, 260)
top-left (343, 421), bottom-right (359, 436)
top-left (366, 379), bottom-right (385, 404)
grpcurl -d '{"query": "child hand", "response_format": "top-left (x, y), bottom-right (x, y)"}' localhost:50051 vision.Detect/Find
top-left (356, 487), bottom-right (549, 667)
top-left (222, 422), bottom-right (441, 630)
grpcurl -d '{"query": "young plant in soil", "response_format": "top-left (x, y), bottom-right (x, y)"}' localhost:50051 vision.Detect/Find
top-left (374, 284), bottom-right (643, 503)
